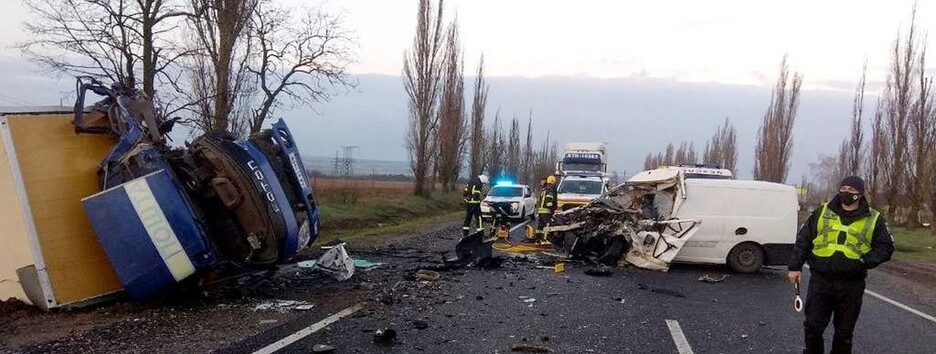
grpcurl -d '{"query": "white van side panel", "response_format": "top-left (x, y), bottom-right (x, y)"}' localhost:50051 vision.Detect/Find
top-left (673, 180), bottom-right (798, 264)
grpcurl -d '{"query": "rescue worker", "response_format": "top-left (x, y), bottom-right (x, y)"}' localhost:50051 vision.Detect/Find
top-left (533, 175), bottom-right (558, 242)
top-left (788, 176), bottom-right (894, 354)
top-left (462, 174), bottom-right (488, 236)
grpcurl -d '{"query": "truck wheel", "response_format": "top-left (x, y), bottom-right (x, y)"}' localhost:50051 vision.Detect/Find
top-left (728, 243), bottom-right (764, 273)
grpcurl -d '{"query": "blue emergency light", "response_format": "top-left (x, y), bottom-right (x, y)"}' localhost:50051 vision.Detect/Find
top-left (495, 180), bottom-right (514, 186)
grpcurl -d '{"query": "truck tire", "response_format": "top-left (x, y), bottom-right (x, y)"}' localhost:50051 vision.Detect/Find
top-left (728, 242), bottom-right (764, 273)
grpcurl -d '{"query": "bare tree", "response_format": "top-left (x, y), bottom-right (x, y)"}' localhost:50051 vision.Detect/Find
top-left (186, 0), bottom-right (258, 133)
top-left (247, 2), bottom-right (354, 133)
top-left (906, 37), bottom-right (934, 229)
top-left (867, 97), bottom-right (890, 206)
top-left (403, 0), bottom-right (445, 197)
top-left (521, 113), bottom-right (534, 184)
top-left (486, 111), bottom-right (505, 179)
top-left (21, 0), bottom-right (191, 99)
top-left (703, 118), bottom-right (738, 173)
top-left (506, 115), bottom-right (521, 179)
top-left (848, 63), bottom-right (868, 175)
top-left (662, 143), bottom-right (675, 166)
top-left (881, 8), bottom-right (921, 221)
top-left (468, 55), bottom-right (489, 179)
top-left (434, 20), bottom-right (465, 191)
top-left (754, 55), bottom-right (802, 183)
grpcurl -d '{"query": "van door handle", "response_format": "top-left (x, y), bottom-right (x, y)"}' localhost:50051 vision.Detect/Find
top-left (735, 227), bottom-right (748, 236)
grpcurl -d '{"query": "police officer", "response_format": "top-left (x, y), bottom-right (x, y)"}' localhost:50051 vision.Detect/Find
top-left (533, 175), bottom-right (558, 242)
top-left (462, 175), bottom-right (488, 236)
top-left (788, 176), bottom-right (894, 354)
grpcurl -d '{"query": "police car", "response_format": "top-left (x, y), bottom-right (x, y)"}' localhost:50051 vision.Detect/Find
top-left (480, 181), bottom-right (537, 220)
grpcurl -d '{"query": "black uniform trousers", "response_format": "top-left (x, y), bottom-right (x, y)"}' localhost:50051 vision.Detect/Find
top-left (803, 272), bottom-right (865, 354)
top-left (462, 204), bottom-right (482, 236)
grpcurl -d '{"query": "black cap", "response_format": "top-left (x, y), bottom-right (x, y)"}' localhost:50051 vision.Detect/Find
top-left (840, 175), bottom-right (865, 195)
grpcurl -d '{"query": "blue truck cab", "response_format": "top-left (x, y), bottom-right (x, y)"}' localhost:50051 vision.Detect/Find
top-left (74, 77), bottom-right (319, 298)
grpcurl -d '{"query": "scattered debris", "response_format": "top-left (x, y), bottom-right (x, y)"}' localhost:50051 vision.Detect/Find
top-left (637, 283), bottom-right (686, 298)
top-left (353, 259), bottom-right (385, 270)
top-left (416, 269), bottom-right (441, 282)
top-left (374, 328), bottom-right (398, 344)
top-left (411, 320), bottom-right (429, 330)
top-left (523, 298), bottom-right (537, 303)
top-left (253, 300), bottom-right (314, 312)
top-left (584, 267), bottom-right (613, 277)
top-left (535, 263), bottom-right (566, 273)
top-left (476, 256), bottom-right (507, 269)
top-left (698, 274), bottom-right (728, 283)
top-left (546, 169), bottom-right (701, 271)
top-left (511, 342), bottom-right (553, 352)
top-left (313, 243), bottom-right (355, 281)
top-left (476, 295), bottom-right (484, 300)
top-left (258, 319), bottom-right (279, 325)
top-left (312, 344), bottom-right (336, 353)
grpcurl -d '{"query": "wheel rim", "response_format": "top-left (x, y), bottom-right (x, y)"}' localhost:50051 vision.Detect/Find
top-left (738, 249), bottom-right (757, 267)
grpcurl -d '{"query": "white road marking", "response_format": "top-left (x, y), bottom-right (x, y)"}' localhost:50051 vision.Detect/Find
top-left (665, 319), bottom-right (695, 354)
top-left (252, 303), bottom-right (365, 354)
top-left (865, 290), bottom-right (936, 324)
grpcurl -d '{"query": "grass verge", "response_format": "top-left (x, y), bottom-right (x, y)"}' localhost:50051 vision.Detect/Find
top-left (312, 186), bottom-right (462, 247)
top-left (891, 227), bottom-right (936, 262)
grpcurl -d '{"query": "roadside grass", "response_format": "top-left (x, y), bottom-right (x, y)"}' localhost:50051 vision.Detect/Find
top-left (311, 178), bottom-right (462, 246)
top-left (891, 227), bottom-right (936, 262)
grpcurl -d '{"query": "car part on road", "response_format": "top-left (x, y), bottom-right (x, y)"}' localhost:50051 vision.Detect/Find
top-left (697, 274), bottom-right (728, 283)
top-left (511, 342), bottom-right (553, 353)
top-left (584, 267), bottom-right (613, 277)
top-left (373, 328), bottom-right (397, 344)
top-left (411, 319), bottom-right (429, 330)
top-left (637, 283), bottom-right (687, 298)
top-left (312, 243), bottom-right (355, 281)
top-left (312, 344), bottom-right (336, 353)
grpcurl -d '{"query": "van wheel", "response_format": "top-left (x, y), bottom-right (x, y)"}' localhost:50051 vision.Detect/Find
top-left (728, 243), bottom-right (764, 273)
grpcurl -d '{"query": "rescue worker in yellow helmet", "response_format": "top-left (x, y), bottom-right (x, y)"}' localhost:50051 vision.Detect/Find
top-left (462, 175), bottom-right (488, 236)
top-left (788, 176), bottom-right (894, 354)
top-left (531, 175), bottom-right (558, 243)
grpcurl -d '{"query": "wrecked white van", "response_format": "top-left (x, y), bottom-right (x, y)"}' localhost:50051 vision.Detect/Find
top-left (673, 177), bottom-right (798, 272)
top-left (546, 168), bottom-right (797, 273)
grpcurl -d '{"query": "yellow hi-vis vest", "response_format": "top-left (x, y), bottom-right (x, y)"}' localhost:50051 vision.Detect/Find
top-left (537, 188), bottom-right (555, 214)
top-left (812, 203), bottom-right (880, 260)
top-left (463, 184), bottom-right (482, 204)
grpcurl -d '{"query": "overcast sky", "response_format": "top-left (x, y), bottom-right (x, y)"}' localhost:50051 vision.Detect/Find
top-left (1, 0), bottom-right (934, 180)
top-left (2, 0), bottom-right (933, 88)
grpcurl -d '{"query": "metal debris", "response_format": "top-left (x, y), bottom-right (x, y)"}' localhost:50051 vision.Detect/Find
top-left (545, 169), bottom-right (701, 272)
top-left (698, 274), bottom-right (728, 283)
top-left (511, 342), bottom-right (553, 352)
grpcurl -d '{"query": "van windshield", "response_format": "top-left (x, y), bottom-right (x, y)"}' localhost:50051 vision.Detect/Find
top-left (558, 180), bottom-right (604, 195)
top-left (489, 186), bottom-right (523, 197)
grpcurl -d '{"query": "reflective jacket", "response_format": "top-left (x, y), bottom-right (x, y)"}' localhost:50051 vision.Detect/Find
top-left (537, 185), bottom-right (557, 214)
top-left (813, 202), bottom-right (880, 260)
top-left (463, 181), bottom-right (483, 205)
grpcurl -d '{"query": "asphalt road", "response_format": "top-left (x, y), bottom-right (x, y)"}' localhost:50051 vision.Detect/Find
top-left (223, 221), bottom-right (936, 354)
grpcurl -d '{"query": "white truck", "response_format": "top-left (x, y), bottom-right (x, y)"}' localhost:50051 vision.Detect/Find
top-left (555, 142), bottom-right (611, 210)
top-left (556, 142), bottom-right (608, 175)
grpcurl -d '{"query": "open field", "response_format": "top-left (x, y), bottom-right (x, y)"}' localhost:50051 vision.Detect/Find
top-left (311, 177), bottom-right (463, 245)
top-left (891, 227), bottom-right (936, 262)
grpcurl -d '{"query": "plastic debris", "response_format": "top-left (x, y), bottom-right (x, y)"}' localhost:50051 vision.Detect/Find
top-left (312, 344), bottom-right (336, 353)
top-left (411, 320), bottom-right (429, 330)
top-left (314, 243), bottom-right (355, 281)
top-left (697, 274), bottom-right (728, 283)
top-left (374, 328), bottom-right (397, 344)
top-left (253, 300), bottom-right (313, 312)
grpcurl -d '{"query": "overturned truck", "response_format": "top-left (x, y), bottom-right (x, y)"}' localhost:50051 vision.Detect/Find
top-left (75, 77), bottom-right (320, 298)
